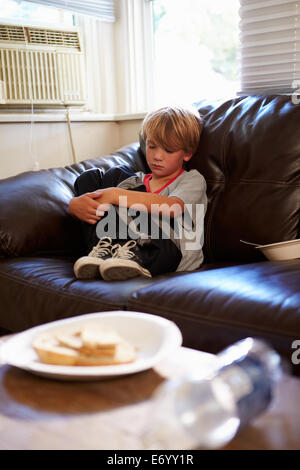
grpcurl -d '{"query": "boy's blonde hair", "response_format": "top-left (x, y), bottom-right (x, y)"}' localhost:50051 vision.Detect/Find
top-left (141, 105), bottom-right (203, 155)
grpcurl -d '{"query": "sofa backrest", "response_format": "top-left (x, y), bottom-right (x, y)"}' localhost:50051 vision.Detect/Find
top-left (191, 95), bottom-right (300, 262)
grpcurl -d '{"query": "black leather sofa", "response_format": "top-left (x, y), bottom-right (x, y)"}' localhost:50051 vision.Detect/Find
top-left (1, 95), bottom-right (299, 373)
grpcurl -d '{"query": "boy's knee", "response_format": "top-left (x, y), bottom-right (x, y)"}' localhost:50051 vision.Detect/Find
top-left (75, 166), bottom-right (136, 197)
top-left (74, 168), bottom-right (103, 196)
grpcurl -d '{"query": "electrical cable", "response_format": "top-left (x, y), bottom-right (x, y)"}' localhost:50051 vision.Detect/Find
top-left (65, 105), bottom-right (77, 164)
top-left (30, 99), bottom-right (40, 171)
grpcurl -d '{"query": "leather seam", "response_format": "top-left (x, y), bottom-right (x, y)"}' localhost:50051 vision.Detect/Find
top-left (221, 131), bottom-right (229, 180)
top-left (204, 131), bottom-right (228, 261)
top-left (230, 179), bottom-right (300, 187)
top-left (129, 299), bottom-right (297, 338)
top-left (0, 269), bottom-right (125, 308)
top-left (204, 179), bottom-right (300, 187)
top-left (204, 188), bottom-right (224, 261)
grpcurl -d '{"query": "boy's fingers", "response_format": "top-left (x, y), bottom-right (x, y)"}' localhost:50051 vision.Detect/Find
top-left (89, 199), bottom-right (103, 209)
top-left (85, 210), bottom-right (101, 221)
top-left (86, 217), bottom-right (100, 224)
top-left (87, 204), bottom-right (106, 216)
top-left (96, 209), bottom-right (105, 217)
top-left (87, 211), bottom-right (101, 219)
top-left (86, 190), bottom-right (103, 198)
top-left (97, 203), bottom-right (111, 212)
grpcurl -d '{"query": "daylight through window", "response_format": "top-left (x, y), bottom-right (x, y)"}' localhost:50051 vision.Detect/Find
top-left (0, 0), bottom-right (74, 27)
top-left (152, 0), bottom-right (240, 106)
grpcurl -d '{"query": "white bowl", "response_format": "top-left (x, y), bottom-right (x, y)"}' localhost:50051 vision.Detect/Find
top-left (255, 239), bottom-right (300, 261)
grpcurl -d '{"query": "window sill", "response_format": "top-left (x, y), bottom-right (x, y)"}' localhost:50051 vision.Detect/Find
top-left (0, 111), bottom-right (147, 123)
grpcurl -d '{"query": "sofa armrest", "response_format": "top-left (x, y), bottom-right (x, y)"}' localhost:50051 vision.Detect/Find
top-left (0, 142), bottom-right (148, 257)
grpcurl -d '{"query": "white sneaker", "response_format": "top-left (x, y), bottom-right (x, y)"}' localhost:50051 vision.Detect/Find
top-left (74, 237), bottom-right (113, 279)
top-left (100, 240), bottom-right (152, 281)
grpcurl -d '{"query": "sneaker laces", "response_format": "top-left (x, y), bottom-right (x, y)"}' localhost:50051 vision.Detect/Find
top-left (111, 240), bottom-right (137, 260)
top-left (89, 237), bottom-right (113, 258)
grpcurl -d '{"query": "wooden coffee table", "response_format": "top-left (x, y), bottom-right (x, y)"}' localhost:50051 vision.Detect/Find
top-left (0, 340), bottom-right (299, 450)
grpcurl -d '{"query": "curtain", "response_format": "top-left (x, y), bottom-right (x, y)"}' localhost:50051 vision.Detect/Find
top-left (22, 0), bottom-right (115, 21)
top-left (239, 0), bottom-right (300, 94)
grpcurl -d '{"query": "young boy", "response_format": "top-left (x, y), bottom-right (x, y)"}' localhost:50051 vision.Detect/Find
top-left (69, 105), bottom-right (207, 281)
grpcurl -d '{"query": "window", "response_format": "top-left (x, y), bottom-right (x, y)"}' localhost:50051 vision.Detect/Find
top-left (151, 0), bottom-right (240, 105)
top-left (0, 0), bottom-right (74, 27)
top-left (0, 0), bottom-right (241, 115)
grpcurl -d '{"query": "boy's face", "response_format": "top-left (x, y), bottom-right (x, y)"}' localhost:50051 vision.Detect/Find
top-left (146, 139), bottom-right (192, 179)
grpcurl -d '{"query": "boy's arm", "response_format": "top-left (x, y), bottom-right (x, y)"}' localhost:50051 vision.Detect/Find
top-left (69, 186), bottom-right (185, 224)
top-left (95, 187), bottom-right (185, 217)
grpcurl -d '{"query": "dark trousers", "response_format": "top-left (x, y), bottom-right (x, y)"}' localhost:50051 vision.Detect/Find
top-left (74, 167), bottom-right (182, 276)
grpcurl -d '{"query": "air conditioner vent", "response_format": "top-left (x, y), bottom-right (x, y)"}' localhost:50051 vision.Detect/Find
top-left (0, 25), bottom-right (26, 43)
top-left (28, 28), bottom-right (81, 50)
top-left (0, 24), bottom-right (80, 50)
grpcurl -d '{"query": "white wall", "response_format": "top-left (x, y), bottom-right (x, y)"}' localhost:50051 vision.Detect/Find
top-left (0, 118), bottom-right (143, 179)
top-left (118, 119), bottom-right (143, 149)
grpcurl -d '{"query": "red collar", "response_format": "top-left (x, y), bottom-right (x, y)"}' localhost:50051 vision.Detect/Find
top-left (143, 169), bottom-right (184, 194)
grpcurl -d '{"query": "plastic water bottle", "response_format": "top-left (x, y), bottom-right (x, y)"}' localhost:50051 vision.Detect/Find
top-left (142, 337), bottom-right (282, 450)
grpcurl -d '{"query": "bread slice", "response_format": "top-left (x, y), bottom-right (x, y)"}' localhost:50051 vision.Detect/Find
top-left (32, 325), bottom-right (136, 367)
top-left (75, 341), bottom-right (136, 366)
top-left (33, 332), bottom-right (79, 366)
top-left (80, 323), bottom-right (122, 351)
top-left (56, 326), bottom-right (116, 357)
top-left (55, 326), bottom-right (82, 350)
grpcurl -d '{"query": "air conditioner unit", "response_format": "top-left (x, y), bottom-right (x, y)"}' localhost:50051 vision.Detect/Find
top-left (0, 23), bottom-right (86, 107)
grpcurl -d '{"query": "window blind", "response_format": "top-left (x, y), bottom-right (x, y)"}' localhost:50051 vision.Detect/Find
top-left (22, 0), bottom-right (115, 22)
top-left (239, 0), bottom-right (300, 94)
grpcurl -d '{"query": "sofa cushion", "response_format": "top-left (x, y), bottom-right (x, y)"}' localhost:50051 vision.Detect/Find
top-left (0, 256), bottom-right (182, 332)
top-left (0, 143), bottom-right (148, 258)
top-left (128, 259), bottom-right (300, 366)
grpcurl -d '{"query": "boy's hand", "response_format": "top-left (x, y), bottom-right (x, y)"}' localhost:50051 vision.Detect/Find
top-left (69, 191), bottom-right (105, 224)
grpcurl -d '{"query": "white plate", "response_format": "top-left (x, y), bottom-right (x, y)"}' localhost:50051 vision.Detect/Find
top-left (0, 311), bottom-right (183, 381)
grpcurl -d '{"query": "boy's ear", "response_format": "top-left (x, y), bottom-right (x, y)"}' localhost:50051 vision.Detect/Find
top-left (183, 152), bottom-right (193, 162)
